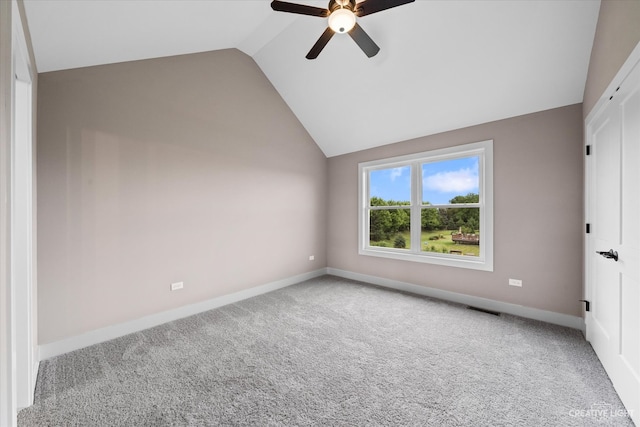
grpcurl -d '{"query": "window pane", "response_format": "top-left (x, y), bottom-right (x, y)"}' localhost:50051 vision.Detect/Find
top-left (422, 157), bottom-right (479, 205)
top-left (370, 166), bottom-right (411, 206)
top-left (369, 208), bottom-right (411, 249)
top-left (421, 208), bottom-right (480, 257)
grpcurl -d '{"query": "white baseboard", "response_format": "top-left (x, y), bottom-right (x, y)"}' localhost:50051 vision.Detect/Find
top-left (39, 269), bottom-right (327, 360)
top-left (40, 267), bottom-right (586, 360)
top-left (327, 268), bottom-right (585, 332)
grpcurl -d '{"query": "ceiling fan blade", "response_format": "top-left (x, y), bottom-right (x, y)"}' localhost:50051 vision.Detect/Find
top-left (348, 23), bottom-right (380, 58)
top-left (271, 1), bottom-right (330, 17)
top-left (306, 27), bottom-right (335, 59)
top-left (354, 0), bottom-right (415, 17)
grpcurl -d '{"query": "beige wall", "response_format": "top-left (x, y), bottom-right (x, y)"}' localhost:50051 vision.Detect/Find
top-left (583, 0), bottom-right (640, 118)
top-left (37, 49), bottom-right (327, 344)
top-left (328, 104), bottom-right (584, 317)
top-left (39, 0), bottom-right (636, 344)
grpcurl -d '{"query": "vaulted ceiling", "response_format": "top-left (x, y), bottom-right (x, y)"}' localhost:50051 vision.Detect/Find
top-left (23, 0), bottom-right (600, 157)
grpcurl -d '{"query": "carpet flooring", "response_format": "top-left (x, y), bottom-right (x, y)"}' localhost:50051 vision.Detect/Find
top-left (18, 275), bottom-right (633, 426)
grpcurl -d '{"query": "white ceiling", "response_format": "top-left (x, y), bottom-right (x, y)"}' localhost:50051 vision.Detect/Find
top-left (23, 0), bottom-right (600, 157)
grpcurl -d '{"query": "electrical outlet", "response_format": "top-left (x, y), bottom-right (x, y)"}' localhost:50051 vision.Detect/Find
top-left (170, 281), bottom-right (184, 291)
top-left (508, 278), bottom-right (522, 287)
top-left (309, 255), bottom-right (315, 261)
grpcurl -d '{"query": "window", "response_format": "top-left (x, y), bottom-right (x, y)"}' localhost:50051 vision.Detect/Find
top-left (359, 140), bottom-right (493, 271)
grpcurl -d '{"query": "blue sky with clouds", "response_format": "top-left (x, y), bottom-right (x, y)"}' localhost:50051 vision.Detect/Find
top-left (370, 157), bottom-right (479, 205)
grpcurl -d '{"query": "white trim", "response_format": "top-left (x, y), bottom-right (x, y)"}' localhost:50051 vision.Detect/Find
top-left (39, 269), bottom-right (327, 360)
top-left (0, 0), bottom-right (14, 420)
top-left (11, 0), bottom-right (36, 410)
top-left (327, 268), bottom-right (585, 331)
top-left (13, 78), bottom-right (34, 409)
top-left (358, 140), bottom-right (493, 271)
top-left (585, 40), bottom-right (640, 124)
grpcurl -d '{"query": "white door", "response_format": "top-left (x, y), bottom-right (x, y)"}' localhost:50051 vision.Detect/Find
top-left (586, 58), bottom-right (640, 425)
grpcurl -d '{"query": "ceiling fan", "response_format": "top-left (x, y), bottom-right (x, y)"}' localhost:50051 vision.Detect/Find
top-left (271, 0), bottom-right (415, 59)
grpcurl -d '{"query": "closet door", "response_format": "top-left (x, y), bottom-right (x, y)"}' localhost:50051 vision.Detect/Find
top-left (586, 58), bottom-right (640, 425)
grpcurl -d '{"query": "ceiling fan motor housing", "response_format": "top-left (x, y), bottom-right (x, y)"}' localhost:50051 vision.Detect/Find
top-left (329, 0), bottom-right (357, 12)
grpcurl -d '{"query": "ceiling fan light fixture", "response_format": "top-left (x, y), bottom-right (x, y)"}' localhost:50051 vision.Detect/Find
top-left (328, 8), bottom-right (356, 33)
top-left (271, 0), bottom-right (415, 58)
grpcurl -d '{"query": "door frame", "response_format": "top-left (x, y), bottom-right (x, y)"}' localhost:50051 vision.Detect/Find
top-left (0, 0), bottom-right (37, 425)
top-left (13, 6), bottom-right (37, 408)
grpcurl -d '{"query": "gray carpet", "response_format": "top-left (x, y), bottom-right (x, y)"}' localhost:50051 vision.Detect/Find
top-left (19, 275), bottom-right (633, 426)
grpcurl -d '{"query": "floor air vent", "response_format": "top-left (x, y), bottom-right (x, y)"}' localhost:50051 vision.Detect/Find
top-left (467, 306), bottom-right (501, 316)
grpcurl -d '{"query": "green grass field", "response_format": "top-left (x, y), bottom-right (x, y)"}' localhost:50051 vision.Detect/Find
top-left (371, 229), bottom-right (480, 257)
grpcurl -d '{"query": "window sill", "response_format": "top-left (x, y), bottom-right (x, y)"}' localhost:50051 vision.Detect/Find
top-left (359, 247), bottom-right (494, 272)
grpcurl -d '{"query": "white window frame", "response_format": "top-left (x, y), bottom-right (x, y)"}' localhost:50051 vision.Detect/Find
top-left (358, 140), bottom-right (493, 271)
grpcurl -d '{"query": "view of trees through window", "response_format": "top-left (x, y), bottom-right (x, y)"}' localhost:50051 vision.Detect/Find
top-left (368, 156), bottom-right (481, 257)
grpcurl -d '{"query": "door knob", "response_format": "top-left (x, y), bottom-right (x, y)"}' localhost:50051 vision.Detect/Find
top-left (596, 249), bottom-right (618, 262)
